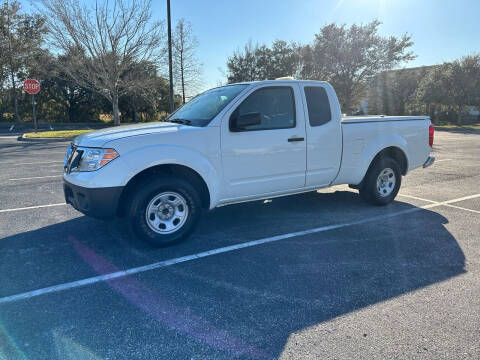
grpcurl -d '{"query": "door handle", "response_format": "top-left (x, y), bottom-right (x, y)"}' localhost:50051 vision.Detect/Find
top-left (288, 137), bottom-right (304, 142)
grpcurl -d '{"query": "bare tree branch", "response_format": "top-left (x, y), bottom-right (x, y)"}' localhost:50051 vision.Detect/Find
top-left (38, 0), bottom-right (166, 125)
top-left (172, 19), bottom-right (201, 103)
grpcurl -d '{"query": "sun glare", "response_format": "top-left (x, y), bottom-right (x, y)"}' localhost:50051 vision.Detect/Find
top-left (329, 0), bottom-right (389, 20)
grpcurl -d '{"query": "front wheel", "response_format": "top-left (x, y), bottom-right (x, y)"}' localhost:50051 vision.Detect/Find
top-left (359, 157), bottom-right (401, 206)
top-left (127, 176), bottom-right (201, 246)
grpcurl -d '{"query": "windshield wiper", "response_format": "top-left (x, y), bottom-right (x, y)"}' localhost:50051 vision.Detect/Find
top-left (168, 118), bottom-right (192, 126)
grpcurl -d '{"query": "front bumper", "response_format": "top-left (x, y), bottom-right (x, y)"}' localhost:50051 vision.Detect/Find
top-left (63, 179), bottom-right (123, 219)
top-left (423, 156), bottom-right (435, 168)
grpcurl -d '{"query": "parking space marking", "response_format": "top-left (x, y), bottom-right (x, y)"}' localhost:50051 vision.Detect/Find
top-left (399, 194), bottom-right (437, 203)
top-left (9, 175), bottom-right (61, 181)
top-left (443, 203), bottom-right (480, 214)
top-left (399, 193), bottom-right (480, 215)
top-left (435, 159), bottom-right (452, 162)
top-left (1, 192), bottom-right (479, 305)
top-left (0, 203), bottom-right (66, 213)
top-left (442, 193), bottom-right (480, 204)
top-left (0, 161), bottom-right (63, 166)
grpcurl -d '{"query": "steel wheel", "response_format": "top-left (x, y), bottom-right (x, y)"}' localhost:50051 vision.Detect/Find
top-left (145, 191), bottom-right (189, 234)
top-left (376, 168), bottom-right (396, 197)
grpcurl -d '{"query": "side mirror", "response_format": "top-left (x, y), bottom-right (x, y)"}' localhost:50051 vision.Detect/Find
top-left (230, 112), bottom-right (261, 131)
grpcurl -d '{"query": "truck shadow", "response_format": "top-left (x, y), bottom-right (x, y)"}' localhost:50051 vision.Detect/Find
top-left (0, 190), bottom-right (466, 359)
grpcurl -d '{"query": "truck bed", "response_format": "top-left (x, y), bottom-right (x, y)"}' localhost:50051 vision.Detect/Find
top-left (332, 115), bottom-right (432, 186)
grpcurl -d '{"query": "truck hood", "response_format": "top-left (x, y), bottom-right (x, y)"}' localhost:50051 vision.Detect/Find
top-left (73, 122), bottom-right (183, 147)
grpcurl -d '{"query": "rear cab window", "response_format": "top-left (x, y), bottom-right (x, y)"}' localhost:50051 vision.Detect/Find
top-left (304, 86), bottom-right (332, 127)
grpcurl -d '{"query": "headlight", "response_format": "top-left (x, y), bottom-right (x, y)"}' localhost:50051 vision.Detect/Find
top-left (67, 147), bottom-right (119, 172)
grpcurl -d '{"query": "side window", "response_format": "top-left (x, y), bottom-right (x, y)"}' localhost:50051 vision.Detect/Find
top-left (230, 87), bottom-right (296, 132)
top-left (304, 86), bottom-right (332, 127)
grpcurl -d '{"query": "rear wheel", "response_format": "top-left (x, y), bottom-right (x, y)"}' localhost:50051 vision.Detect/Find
top-left (359, 157), bottom-right (401, 206)
top-left (127, 176), bottom-right (201, 246)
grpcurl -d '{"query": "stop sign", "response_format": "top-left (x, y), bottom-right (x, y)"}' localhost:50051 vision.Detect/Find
top-left (23, 78), bottom-right (40, 95)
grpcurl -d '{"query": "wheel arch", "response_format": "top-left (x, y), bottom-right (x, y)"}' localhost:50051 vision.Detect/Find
top-left (354, 146), bottom-right (408, 189)
top-left (368, 146), bottom-right (408, 176)
top-left (117, 164), bottom-right (211, 217)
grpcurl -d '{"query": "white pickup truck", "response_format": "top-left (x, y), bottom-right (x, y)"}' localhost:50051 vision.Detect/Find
top-left (63, 80), bottom-right (435, 246)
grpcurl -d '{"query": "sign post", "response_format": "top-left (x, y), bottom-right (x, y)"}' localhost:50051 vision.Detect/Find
top-left (23, 79), bottom-right (41, 131)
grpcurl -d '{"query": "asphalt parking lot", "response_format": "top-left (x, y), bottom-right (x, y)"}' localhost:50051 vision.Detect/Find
top-left (0, 130), bottom-right (479, 359)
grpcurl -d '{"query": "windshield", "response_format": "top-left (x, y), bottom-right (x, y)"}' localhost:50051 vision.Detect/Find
top-left (167, 84), bottom-right (248, 126)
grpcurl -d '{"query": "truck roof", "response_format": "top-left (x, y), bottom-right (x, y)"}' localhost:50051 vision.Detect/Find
top-left (231, 79), bottom-right (331, 86)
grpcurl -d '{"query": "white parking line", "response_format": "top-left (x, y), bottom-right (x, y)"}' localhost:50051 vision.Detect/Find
top-left (444, 203), bottom-right (480, 214)
top-left (398, 194), bottom-right (437, 203)
top-left (399, 193), bottom-right (480, 214)
top-left (0, 161), bottom-right (63, 166)
top-left (0, 203), bottom-right (66, 213)
top-left (9, 175), bottom-right (61, 181)
top-left (442, 193), bottom-right (480, 204)
top-left (1, 192), bottom-right (479, 305)
top-left (435, 159), bottom-right (452, 163)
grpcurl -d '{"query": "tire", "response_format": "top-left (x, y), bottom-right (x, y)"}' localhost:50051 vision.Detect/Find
top-left (127, 175), bottom-right (201, 246)
top-left (359, 156), bottom-right (401, 206)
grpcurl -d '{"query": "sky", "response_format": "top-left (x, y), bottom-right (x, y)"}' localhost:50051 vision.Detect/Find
top-left (153, 0), bottom-right (480, 91)
top-left (26, 0), bottom-right (480, 91)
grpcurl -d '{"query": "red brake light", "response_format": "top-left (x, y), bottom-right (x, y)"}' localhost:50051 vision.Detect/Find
top-left (429, 125), bottom-right (434, 147)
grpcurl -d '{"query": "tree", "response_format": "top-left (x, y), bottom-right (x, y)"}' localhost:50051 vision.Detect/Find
top-left (226, 41), bottom-right (258, 83)
top-left (34, 50), bottom-right (109, 123)
top-left (367, 67), bottom-right (428, 115)
top-left (120, 60), bottom-right (174, 122)
top-left (416, 55), bottom-right (480, 124)
top-left (300, 20), bottom-right (415, 113)
top-left (0, 1), bottom-right (47, 122)
top-left (226, 40), bottom-right (299, 83)
top-left (172, 19), bottom-right (201, 104)
top-left (39, 0), bottom-right (166, 125)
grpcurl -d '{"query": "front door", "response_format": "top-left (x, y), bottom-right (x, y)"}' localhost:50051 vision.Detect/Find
top-left (221, 84), bottom-right (307, 199)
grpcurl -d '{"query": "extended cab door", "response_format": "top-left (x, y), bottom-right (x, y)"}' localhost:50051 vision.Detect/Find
top-left (221, 84), bottom-right (307, 199)
top-left (300, 83), bottom-right (342, 187)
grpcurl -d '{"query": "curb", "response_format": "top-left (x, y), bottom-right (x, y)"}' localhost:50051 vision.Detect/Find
top-left (17, 135), bottom-right (74, 142)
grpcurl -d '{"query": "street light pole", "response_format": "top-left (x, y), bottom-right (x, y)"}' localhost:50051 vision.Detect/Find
top-left (167, 0), bottom-right (174, 113)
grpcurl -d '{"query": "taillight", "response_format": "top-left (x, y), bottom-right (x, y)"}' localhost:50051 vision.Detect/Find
top-left (429, 124), bottom-right (434, 147)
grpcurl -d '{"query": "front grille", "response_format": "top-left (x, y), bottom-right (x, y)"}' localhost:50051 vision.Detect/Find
top-left (69, 149), bottom-right (84, 172)
top-left (64, 143), bottom-right (79, 174)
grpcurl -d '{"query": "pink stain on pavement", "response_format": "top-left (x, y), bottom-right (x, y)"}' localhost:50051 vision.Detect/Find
top-left (69, 236), bottom-right (269, 359)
